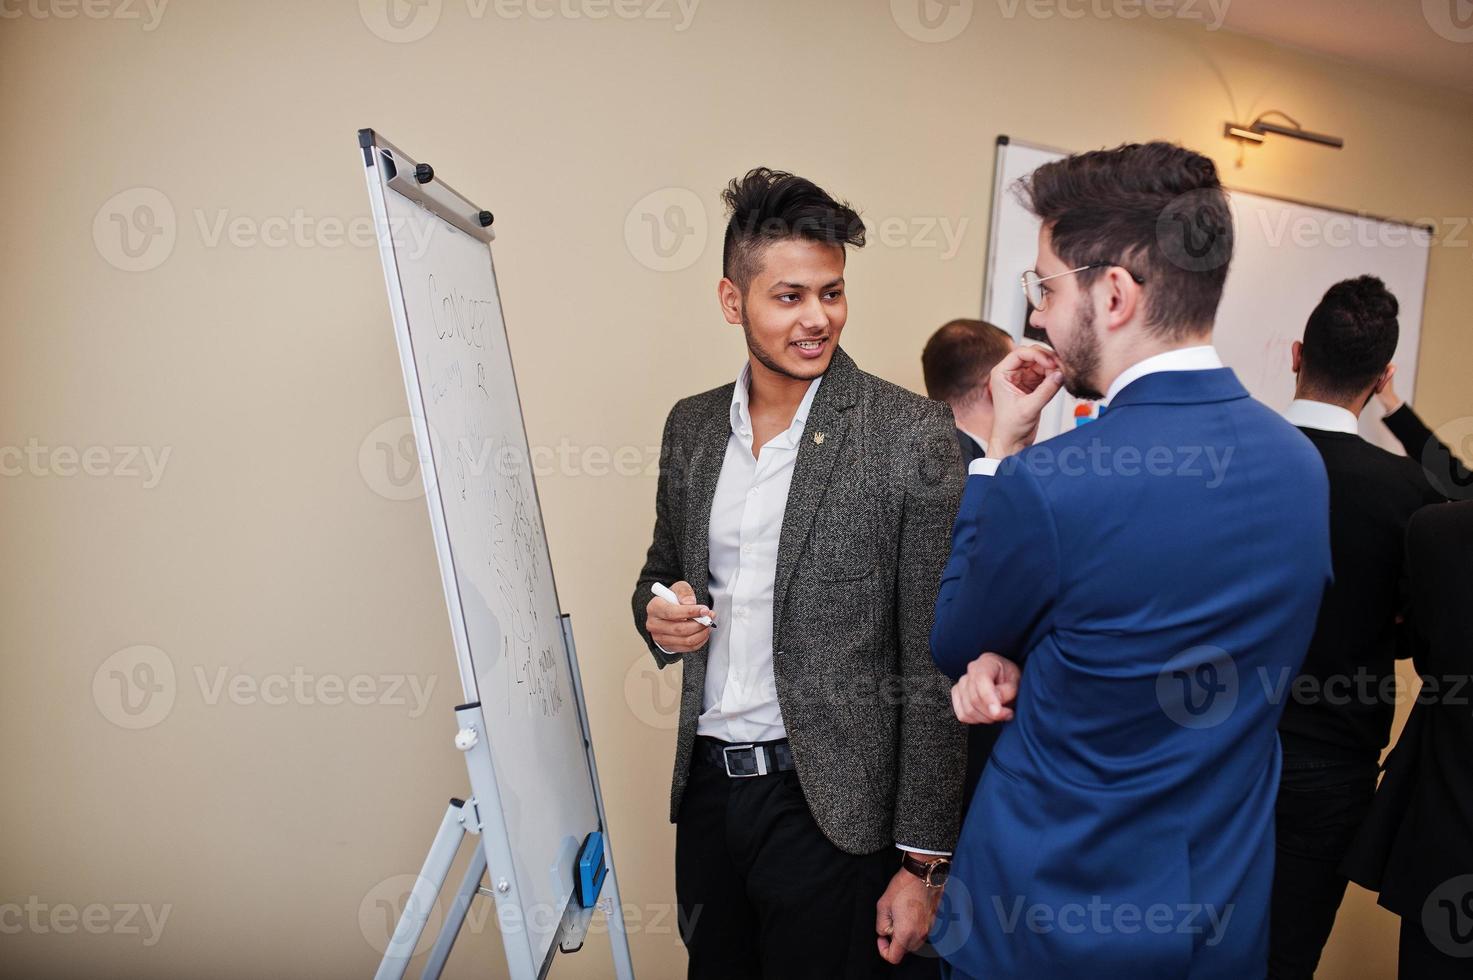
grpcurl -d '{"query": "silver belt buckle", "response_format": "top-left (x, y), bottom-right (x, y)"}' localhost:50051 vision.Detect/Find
top-left (722, 743), bottom-right (767, 777)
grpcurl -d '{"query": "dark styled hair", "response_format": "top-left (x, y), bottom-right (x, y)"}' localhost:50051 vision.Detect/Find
top-left (1300, 276), bottom-right (1400, 399)
top-left (1018, 141), bottom-right (1233, 339)
top-left (922, 319), bottom-right (1013, 405)
top-left (721, 167), bottom-right (866, 293)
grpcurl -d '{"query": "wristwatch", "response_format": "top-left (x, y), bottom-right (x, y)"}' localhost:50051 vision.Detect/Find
top-left (901, 853), bottom-right (952, 889)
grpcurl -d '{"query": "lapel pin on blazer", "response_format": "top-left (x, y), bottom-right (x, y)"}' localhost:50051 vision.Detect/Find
top-left (814, 432), bottom-right (825, 445)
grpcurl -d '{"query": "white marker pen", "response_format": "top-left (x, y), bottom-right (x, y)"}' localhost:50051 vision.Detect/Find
top-left (651, 582), bottom-right (716, 629)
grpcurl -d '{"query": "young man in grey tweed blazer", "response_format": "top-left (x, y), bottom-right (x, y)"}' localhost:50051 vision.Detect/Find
top-left (630, 167), bottom-right (966, 977)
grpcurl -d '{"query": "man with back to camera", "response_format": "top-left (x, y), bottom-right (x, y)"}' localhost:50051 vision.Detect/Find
top-left (922, 319), bottom-right (1015, 470)
top-left (630, 167), bottom-right (967, 978)
top-left (1344, 499), bottom-right (1473, 978)
top-left (920, 318), bottom-right (1015, 804)
top-left (927, 142), bottom-right (1333, 978)
top-left (1269, 276), bottom-right (1446, 979)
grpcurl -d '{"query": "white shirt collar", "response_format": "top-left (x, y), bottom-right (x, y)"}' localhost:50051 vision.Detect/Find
top-left (1103, 345), bottom-right (1224, 407)
top-left (1283, 398), bottom-right (1360, 436)
top-left (730, 362), bottom-right (823, 444)
top-left (959, 428), bottom-right (988, 455)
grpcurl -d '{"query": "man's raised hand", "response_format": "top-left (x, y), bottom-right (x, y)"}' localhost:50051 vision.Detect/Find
top-left (988, 345), bottom-right (1065, 459)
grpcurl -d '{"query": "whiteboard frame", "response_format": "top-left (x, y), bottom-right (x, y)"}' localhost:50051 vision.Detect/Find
top-left (359, 129), bottom-right (604, 979)
top-left (362, 130), bottom-right (487, 705)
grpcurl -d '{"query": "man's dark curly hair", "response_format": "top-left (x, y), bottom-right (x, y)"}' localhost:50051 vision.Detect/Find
top-left (721, 167), bottom-right (866, 293)
top-left (1300, 275), bottom-right (1400, 400)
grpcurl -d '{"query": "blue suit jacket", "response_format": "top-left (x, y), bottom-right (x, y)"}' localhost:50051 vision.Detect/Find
top-left (929, 369), bottom-right (1331, 979)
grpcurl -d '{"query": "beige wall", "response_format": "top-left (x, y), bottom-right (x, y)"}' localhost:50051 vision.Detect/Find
top-left (2, 2), bottom-right (1470, 976)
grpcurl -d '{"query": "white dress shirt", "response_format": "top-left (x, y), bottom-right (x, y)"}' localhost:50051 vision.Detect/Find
top-left (1102, 344), bottom-right (1223, 407)
top-left (696, 364), bottom-right (822, 743)
top-left (1283, 398), bottom-right (1360, 436)
top-left (968, 345), bottom-right (1224, 477)
top-left (684, 364), bottom-right (945, 857)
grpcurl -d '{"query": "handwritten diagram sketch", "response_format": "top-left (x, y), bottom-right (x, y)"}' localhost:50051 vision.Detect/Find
top-left (419, 269), bottom-right (566, 720)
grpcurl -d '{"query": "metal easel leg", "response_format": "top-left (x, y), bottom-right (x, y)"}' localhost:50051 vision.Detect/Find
top-left (419, 838), bottom-right (488, 979)
top-left (597, 864), bottom-right (635, 980)
top-left (558, 615), bottom-right (637, 980)
top-left (375, 800), bottom-right (469, 980)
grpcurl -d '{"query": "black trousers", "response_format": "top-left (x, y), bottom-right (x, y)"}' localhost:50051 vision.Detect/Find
top-left (1399, 912), bottom-right (1473, 979)
top-left (1267, 744), bottom-right (1379, 980)
top-left (675, 746), bottom-right (940, 979)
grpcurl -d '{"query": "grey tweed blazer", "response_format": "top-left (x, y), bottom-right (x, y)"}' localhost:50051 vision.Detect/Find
top-left (631, 347), bottom-right (967, 855)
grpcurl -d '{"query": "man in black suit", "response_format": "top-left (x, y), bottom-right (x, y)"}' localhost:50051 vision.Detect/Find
top-left (1269, 276), bottom-right (1446, 978)
top-left (919, 318), bottom-right (1013, 807)
top-left (921, 319), bottom-right (1014, 470)
top-left (1350, 501), bottom-right (1473, 977)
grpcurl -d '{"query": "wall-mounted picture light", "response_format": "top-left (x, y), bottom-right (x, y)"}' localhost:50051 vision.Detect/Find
top-left (1225, 110), bottom-right (1344, 149)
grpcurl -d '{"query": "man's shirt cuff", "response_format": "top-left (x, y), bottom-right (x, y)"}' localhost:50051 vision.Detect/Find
top-left (897, 844), bottom-right (952, 857)
top-left (968, 457), bottom-right (1000, 477)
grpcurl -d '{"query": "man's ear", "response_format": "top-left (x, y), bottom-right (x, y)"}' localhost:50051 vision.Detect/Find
top-left (1103, 267), bottom-right (1139, 331)
top-left (1291, 340), bottom-right (1303, 375)
top-left (717, 277), bottom-right (744, 326)
top-left (1374, 361), bottom-right (1397, 394)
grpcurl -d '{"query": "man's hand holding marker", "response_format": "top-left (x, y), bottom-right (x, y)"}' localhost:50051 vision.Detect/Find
top-left (646, 581), bottom-right (717, 654)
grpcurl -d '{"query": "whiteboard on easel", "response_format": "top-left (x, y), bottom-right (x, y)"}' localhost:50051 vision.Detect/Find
top-left (361, 131), bottom-right (600, 976)
top-left (982, 136), bottom-right (1432, 453)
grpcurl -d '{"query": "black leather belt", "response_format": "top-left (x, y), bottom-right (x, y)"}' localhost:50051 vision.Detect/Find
top-left (695, 736), bottom-right (796, 778)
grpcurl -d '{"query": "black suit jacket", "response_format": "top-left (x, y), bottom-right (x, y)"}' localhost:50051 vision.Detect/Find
top-left (950, 426), bottom-right (998, 809)
top-left (953, 427), bottom-right (986, 469)
top-left (1278, 427), bottom-right (1445, 755)
top-left (1345, 502), bottom-right (1473, 922)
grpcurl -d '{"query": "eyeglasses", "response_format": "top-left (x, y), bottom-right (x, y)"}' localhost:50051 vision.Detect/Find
top-left (1020, 263), bottom-right (1145, 311)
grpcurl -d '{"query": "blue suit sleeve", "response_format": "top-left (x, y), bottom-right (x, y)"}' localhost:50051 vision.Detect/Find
top-left (930, 462), bottom-right (1059, 680)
